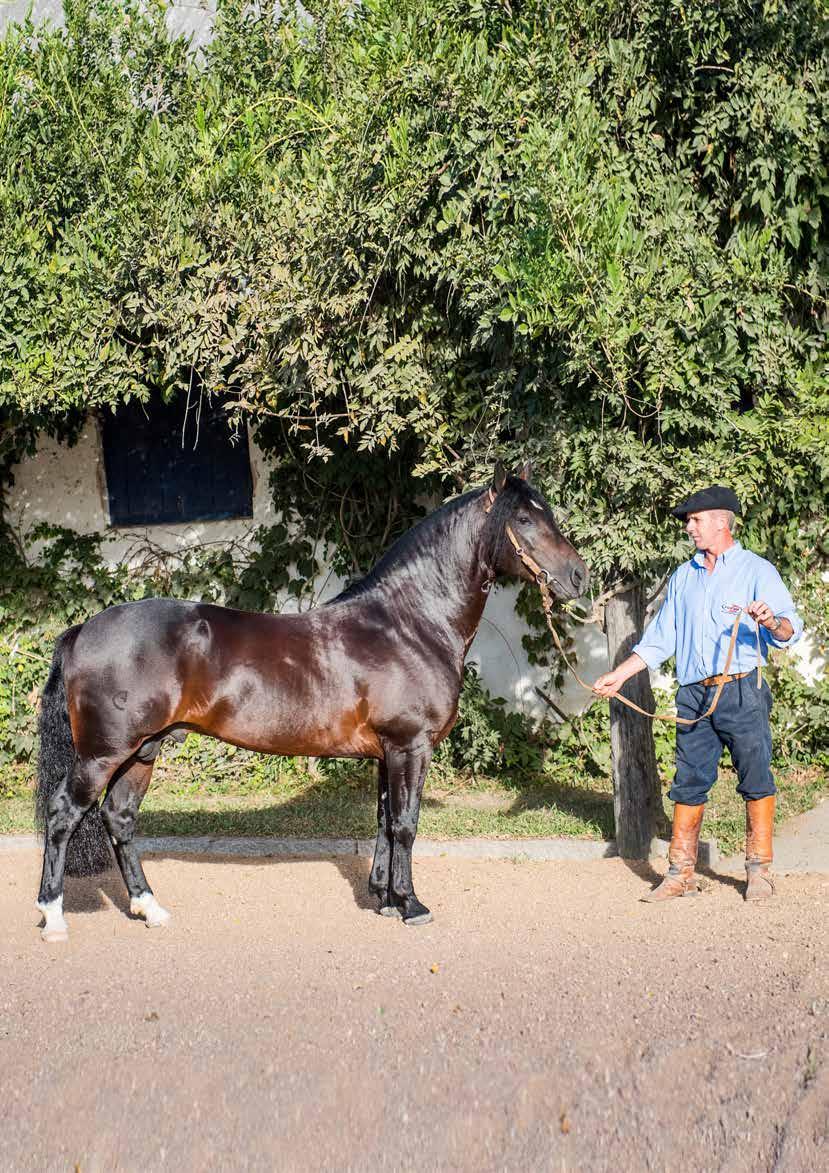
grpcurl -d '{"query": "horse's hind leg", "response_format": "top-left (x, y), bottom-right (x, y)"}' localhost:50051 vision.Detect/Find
top-left (100, 752), bottom-right (170, 928)
top-left (385, 740), bottom-right (433, 926)
top-left (37, 756), bottom-right (115, 943)
top-left (37, 773), bottom-right (87, 942)
top-left (368, 761), bottom-right (399, 918)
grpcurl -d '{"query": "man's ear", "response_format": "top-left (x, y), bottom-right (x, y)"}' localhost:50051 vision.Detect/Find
top-left (492, 461), bottom-right (507, 493)
top-left (517, 461), bottom-right (532, 483)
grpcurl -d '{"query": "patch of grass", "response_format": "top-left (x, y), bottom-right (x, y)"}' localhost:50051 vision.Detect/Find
top-left (0, 797), bottom-right (32, 835)
top-left (2, 741), bottom-right (824, 848)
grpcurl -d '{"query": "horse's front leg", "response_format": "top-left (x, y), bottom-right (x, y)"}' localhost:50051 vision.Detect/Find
top-left (384, 739), bottom-right (433, 926)
top-left (369, 761), bottom-right (399, 917)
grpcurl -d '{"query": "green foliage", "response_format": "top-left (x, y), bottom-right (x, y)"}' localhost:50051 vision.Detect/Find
top-left (540, 688), bottom-right (677, 782)
top-left (766, 659), bottom-right (829, 765)
top-left (2, 3), bottom-right (825, 598)
top-left (0, 2), bottom-right (827, 790)
top-left (434, 664), bottom-right (549, 776)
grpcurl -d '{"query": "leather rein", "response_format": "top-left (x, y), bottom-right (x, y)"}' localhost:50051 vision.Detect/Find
top-left (484, 489), bottom-right (761, 727)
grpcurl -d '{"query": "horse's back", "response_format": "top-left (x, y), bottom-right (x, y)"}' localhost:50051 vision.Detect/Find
top-left (71, 596), bottom-right (200, 645)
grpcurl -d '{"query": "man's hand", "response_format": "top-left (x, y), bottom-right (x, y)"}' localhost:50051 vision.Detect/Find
top-left (592, 653), bottom-right (647, 698)
top-left (746, 600), bottom-right (792, 639)
top-left (592, 669), bottom-right (627, 698)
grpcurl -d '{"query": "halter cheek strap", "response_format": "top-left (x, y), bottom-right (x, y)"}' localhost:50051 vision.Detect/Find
top-left (479, 488), bottom-right (497, 590)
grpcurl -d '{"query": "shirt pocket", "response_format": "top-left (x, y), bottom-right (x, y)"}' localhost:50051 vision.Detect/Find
top-left (713, 597), bottom-right (745, 637)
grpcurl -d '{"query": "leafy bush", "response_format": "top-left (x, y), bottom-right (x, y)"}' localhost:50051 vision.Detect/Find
top-left (434, 664), bottom-right (549, 777)
top-left (537, 687), bottom-right (677, 784)
top-left (1, 0), bottom-right (826, 628)
top-left (766, 660), bottom-right (829, 766)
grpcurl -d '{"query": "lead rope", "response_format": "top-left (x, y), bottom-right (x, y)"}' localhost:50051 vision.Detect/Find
top-left (500, 520), bottom-right (762, 728)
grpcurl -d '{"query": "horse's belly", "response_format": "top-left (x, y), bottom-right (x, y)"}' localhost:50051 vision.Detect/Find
top-left (205, 723), bottom-right (383, 761)
top-left (192, 675), bottom-right (383, 760)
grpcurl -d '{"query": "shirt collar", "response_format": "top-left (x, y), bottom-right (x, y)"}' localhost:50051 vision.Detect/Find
top-left (691, 540), bottom-right (742, 568)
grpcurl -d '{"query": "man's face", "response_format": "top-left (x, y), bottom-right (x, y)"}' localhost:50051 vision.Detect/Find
top-left (685, 509), bottom-right (728, 550)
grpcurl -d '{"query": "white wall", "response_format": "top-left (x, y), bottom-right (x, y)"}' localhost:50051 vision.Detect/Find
top-left (4, 416), bottom-right (277, 564)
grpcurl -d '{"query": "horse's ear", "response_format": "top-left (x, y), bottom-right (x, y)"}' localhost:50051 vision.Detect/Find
top-left (518, 461), bottom-right (532, 483)
top-left (492, 461), bottom-right (507, 493)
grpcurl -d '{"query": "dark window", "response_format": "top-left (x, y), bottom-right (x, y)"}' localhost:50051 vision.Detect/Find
top-left (101, 394), bottom-right (253, 526)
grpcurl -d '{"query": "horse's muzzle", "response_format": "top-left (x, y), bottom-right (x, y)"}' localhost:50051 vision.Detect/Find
top-left (550, 561), bottom-right (589, 600)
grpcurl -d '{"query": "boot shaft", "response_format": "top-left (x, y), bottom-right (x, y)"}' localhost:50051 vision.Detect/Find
top-left (668, 803), bottom-right (705, 871)
top-left (641, 803), bottom-right (704, 903)
top-left (745, 795), bottom-right (775, 865)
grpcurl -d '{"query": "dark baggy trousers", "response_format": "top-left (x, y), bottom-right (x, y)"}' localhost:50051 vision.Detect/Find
top-left (669, 676), bottom-right (775, 806)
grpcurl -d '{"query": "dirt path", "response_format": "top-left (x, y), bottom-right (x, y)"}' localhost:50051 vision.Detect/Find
top-left (1, 849), bottom-right (827, 1172)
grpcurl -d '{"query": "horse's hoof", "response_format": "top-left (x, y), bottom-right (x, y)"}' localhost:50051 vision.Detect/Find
top-left (130, 893), bottom-right (172, 928)
top-left (41, 925), bottom-right (69, 943)
top-left (403, 910), bottom-right (433, 926)
top-left (378, 903), bottom-right (402, 918)
top-left (38, 898), bottom-right (68, 943)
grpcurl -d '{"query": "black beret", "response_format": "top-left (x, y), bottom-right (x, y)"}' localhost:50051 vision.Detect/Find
top-left (671, 485), bottom-right (741, 520)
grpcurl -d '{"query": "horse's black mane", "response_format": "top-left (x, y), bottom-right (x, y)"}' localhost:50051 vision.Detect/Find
top-left (330, 478), bottom-right (540, 603)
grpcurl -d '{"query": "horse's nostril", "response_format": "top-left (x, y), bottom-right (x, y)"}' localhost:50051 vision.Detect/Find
top-left (570, 565), bottom-right (586, 591)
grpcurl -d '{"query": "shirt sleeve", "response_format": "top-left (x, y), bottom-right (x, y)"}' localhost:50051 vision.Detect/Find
top-left (632, 571), bottom-right (678, 670)
top-left (756, 563), bottom-right (803, 649)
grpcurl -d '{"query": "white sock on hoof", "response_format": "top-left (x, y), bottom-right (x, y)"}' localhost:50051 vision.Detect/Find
top-left (37, 896), bottom-right (68, 943)
top-left (130, 892), bottom-right (172, 927)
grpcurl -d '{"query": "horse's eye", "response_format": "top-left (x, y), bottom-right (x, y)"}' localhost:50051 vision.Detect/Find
top-left (517, 514), bottom-right (531, 526)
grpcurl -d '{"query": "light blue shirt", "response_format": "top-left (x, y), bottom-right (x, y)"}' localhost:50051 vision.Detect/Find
top-left (633, 542), bottom-right (803, 686)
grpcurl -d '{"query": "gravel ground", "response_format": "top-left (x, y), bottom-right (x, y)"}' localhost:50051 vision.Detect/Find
top-left (1, 849), bottom-right (827, 1172)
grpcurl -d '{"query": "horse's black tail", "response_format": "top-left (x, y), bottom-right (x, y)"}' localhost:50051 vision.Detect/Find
top-left (36, 627), bottom-right (112, 877)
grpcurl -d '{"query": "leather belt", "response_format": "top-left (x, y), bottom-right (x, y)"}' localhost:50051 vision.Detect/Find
top-left (697, 670), bottom-right (753, 688)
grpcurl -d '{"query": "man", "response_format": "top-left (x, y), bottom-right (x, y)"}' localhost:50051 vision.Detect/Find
top-left (592, 486), bottom-right (802, 902)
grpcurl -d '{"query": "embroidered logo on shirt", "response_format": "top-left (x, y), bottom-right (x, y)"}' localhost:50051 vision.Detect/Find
top-left (721, 602), bottom-right (743, 614)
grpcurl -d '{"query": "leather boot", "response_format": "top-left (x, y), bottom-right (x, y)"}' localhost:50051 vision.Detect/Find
top-left (642, 803), bottom-right (705, 903)
top-left (745, 795), bottom-right (775, 901)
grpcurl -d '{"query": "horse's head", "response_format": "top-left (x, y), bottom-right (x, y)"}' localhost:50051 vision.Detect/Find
top-left (484, 462), bottom-right (589, 600)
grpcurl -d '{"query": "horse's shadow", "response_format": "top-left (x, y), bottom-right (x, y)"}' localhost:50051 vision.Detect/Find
top-left (62, 868), bottom-right (131, 917)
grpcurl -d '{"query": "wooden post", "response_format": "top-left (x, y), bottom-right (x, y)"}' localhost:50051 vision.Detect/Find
top-left (604, 583), bottom-right (667, 858)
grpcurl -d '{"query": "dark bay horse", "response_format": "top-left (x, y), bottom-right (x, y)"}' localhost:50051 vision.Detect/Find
top-left (35, 463), bottom-right (588, 941)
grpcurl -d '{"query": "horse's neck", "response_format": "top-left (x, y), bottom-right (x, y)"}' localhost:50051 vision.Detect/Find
top-left (398, 497), bottom-right (491, 648)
